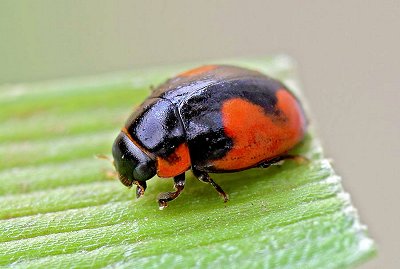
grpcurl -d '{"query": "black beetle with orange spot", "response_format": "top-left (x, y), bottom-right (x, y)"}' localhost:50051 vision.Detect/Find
top-left (112, 65), bottom-right (307, 209)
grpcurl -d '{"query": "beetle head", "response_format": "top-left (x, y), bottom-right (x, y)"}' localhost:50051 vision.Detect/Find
top-left (112, 132), bottom-right (156, 197)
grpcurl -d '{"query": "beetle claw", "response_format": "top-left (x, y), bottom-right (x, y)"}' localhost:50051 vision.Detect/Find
top-left (136, 186), bottom-right (143, 198)
top-left (157, 192), bottom-right (173, 209)
top-left (134, 181), bottom-right (147, 198)
top-left (158, 199), bottom-right (168, 210)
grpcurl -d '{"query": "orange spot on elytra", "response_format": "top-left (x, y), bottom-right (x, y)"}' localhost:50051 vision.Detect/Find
top-left (178, 65), bottom-right (217, 78)
top-left (213, 90), bottom-right (305, 170)
top-left (157, 143), bottom-right (191, 178)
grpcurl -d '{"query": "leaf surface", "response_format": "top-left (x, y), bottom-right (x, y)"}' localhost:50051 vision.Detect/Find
top-left (0, 56), bottom-right (375, 268)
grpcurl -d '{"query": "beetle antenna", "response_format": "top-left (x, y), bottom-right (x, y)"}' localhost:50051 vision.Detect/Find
top-left (95, 154), bottom-right (115, 167)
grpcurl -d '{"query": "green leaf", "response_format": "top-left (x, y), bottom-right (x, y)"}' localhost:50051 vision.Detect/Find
top-left (0, 56), bottom-right (375, 268)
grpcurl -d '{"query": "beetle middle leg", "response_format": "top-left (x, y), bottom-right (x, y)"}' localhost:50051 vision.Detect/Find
top-left (157, 173), bottom-right (186, 210)
top-left (192, 169), bottom-right (229, 203)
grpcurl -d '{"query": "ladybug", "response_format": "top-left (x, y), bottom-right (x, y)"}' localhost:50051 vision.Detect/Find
top-left (112, 65), bottom-right (307, 209)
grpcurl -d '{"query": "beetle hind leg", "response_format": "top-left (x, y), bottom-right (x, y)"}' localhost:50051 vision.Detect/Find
top-left (192, 169), bottom-right (229, 203)
top-left (258, 154), bottom-right (309, 168)
top-left (157, 173), bottom-right (186, 210)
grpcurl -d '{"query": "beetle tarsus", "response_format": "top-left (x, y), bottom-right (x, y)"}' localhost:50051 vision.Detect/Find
top-left (192, 169), bottom-right (229, 203)
top-left (157, 173), bottom-right (186, 210)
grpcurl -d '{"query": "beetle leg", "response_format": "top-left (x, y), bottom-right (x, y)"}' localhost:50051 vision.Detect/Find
top-left (285, 154), bottom-right (309, 164)
top-left (192, 169), bottom-right (229, 203)
top-left (157, 173), bottom-right (186, 210)
top-left (134, 180), bottom-right (147, 198)
top-left (258, 154), bottom-right (309, 168)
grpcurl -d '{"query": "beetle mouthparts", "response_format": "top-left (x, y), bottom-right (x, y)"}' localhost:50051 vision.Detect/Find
top-left (119, 175), bottom-right (133, 187)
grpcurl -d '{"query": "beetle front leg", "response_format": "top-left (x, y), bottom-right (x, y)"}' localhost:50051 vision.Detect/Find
top-left (192, 169), bottom-right (229, 203)
top-left (157, 173), bottom-right (186, 210)
top-left (134, 180), bottom-right (147, 198)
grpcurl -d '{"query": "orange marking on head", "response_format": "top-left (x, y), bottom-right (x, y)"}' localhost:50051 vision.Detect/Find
top-left (178, 65), bottom-right (217, 78)
top-left (213, 90), bottom-right (305, 170)
top-left (157, 143), bottom-right (191, 178)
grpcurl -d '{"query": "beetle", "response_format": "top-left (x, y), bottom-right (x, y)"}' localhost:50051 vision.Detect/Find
top-left (112, 65), bottom-right (307, 209)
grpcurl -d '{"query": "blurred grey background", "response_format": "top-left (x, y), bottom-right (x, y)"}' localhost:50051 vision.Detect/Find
top-left (1, 1), bottom-right (399, 268)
